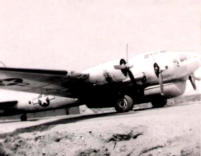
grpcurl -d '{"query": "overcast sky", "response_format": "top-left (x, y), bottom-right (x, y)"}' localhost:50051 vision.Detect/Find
top-left (0, 0), bottom-right (201, 97)
top-left (0, 0), bottom-right (201, 72)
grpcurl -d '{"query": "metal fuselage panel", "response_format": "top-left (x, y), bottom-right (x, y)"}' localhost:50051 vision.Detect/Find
top-left (144, 80), bottom-right (187, 98)
top-left (83, 52), bottom-right (201, 86)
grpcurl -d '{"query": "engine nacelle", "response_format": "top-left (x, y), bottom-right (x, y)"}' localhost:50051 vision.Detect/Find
top-left (144, 80), bottom-right (186, 98)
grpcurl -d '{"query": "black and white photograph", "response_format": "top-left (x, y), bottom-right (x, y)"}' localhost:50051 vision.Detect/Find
top-left (0, 0), bottom-right (201, 155)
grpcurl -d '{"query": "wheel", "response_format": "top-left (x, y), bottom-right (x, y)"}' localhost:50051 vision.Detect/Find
top-left (115, 95), bottom-right (134, 112)
top-left (20, 114), bottom-right (27, 121)
top-left (152, 98), bottom-right (167, 108)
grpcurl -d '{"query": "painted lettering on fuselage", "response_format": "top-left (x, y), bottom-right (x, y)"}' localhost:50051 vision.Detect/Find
top-left (144, 51), bottom-right (166, 59)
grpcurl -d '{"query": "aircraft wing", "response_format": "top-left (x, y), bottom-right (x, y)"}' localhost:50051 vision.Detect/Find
top-left (0, 100), bottom-right (18, 109)
top-left (0, 67), bottom-right (90, 97)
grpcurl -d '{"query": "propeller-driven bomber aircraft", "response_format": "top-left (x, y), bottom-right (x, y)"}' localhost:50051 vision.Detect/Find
top-left (0, 51), bottom-right (200, 121)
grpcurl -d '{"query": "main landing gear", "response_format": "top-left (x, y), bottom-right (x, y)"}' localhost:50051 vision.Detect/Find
top-left (20, 113), bottom-right (27, 121)
top-left (151, 97), bottom-right (167, 108)
top-left (115, 95), bottom-right (134, 112)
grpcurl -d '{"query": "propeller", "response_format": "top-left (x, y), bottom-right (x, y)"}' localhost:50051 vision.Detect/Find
top-left (114, 44), bottom-right (133, 71)
top-left (114, 58), bottom-right (136, 84)
top-left (153, 63), bottom-right (164, 96)
top-left (114, 44), bottom-right (137, 87)
top-left (192, 71), bottom-right (201, 81)
top-left (189, 74), bottom-right (197, 90)
top-left (114, 59), bottom-right (132, 71)
top-left (189, 67), bottom-right (201, 90)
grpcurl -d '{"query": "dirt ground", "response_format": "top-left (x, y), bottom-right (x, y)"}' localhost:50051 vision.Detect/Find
top-left (0, 100), bottom-right (200, 156)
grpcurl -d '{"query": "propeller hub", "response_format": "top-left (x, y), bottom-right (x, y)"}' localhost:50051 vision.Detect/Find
top-left (153, 62), bottom-right (164, 96)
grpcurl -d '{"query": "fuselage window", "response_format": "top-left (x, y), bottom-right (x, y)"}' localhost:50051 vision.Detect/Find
top-left (173, 59), bottom-right (180, 66)
top-left (179, 55), bottom-right (187, 62)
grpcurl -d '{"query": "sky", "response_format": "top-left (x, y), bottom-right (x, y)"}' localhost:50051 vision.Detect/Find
top-left (0, 0), bottom-right (201, 71)
top-left (0, 0), bottom-right (201, 95)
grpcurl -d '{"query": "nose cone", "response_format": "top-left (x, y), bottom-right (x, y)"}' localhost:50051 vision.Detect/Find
top-left (186, 52), bottom-right (201, 72)
top-left (196, 53), bottom-right (201, 66)
top-left (192, 53), bottom-right (201, 67)
top-left (176, 52), bottom-right (201, 75)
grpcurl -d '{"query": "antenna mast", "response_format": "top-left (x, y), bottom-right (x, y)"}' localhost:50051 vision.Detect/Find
top-left (126, 43), bottom-right (128, 63)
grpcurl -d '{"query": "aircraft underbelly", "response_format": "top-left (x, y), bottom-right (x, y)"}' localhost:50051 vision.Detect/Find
top-left (144, 80), bottom-right (186, 98)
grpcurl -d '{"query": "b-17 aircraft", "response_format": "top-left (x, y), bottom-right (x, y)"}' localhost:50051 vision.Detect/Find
top-left (0, 51), bottom-right (200, 121)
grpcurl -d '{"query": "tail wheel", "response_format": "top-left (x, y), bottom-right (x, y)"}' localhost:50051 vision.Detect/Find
top-left (152, 98), bottom-right (167, 108)
top-left (115, 95), bottom-right (134, 112)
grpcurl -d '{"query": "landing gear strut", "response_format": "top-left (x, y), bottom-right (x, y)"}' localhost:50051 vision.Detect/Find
top-left (20, 113), bottom-right (27, 121)
top-left (151, 98), bottom-right (167, 108)
top-left (115, 95), bottom-right (134, 112)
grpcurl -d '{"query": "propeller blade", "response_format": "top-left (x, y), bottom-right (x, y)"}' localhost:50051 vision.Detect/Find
top-left (114, 58), bottom-right (133, 70)
top-left (114, 65), bottom-right (133, 70)
top-left (194, 76), bottom-right (201, 81)
top-left (189, 75), bottom-right (197, 90)
top-left (114, 58), bottom-right (137, 87)
top-left (192, 74), bottom-right (201, 81)
top-left (158, 73), bottom-right (164, 96)
top-left (153, 62), bottom-right (164, 96)
top-left (114, 58), bottom-right (127, 70)
top-left (127, 69), bottom-right (136, 84)
top-left (114, 65), bottom-right (127, 70)
top-left (153, 63), bottom-right (160, 77)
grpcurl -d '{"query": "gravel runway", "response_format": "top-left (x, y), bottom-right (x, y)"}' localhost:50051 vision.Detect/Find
top-left (0, 100), bottom-right (200, 156)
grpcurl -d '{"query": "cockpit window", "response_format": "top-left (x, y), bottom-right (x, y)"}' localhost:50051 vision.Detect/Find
top-left (179, 54), bottom-right (187, 62)
top-left (173, 59), bottom-right (180, 66)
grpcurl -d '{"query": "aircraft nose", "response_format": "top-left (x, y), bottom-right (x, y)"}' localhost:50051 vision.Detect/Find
top-left (193, 53), bottom-right (201, 66)
top-left (197, 53), bottom-right (201, 63)
top-left (187, 53), bottom-right (201, 71)
top-left (177, 52), bottom-right (201, 73)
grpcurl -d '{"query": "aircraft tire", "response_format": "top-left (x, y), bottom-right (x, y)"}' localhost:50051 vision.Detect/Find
top-left (152, 98), bottom-right (167, 108)
top-left (20, 114), bottom-right (27, 121)
top-left (115, 95), bottom-right (134, 112)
